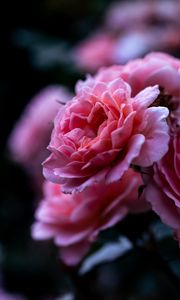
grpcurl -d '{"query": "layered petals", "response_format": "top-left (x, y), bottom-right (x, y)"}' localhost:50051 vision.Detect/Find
top-left (32, 169), bottom-right (146, 265)
top-left (43, 76), bottom-right (169, 193)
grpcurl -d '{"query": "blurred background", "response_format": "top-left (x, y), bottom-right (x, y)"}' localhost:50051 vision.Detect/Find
top-left (1, 0), bottom-right (180, 299)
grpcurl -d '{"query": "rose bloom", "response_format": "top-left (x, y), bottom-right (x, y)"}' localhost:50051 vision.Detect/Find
top-left (145, 132), bottom-right (180, 243)
top-left (32, 169), bottom-right (148, 266)
top-left (121, 52), bottom-right (180, 101)
top-left (43, 70), bottom-right (169, 193)
top-left (97, 52), bottom-right (180, 129)
top-left (97, 52), bottom-right (180, 92)
top-left (73, 33), bottom-right (116, 73)
top-left (8, 86), bottom-right (71, 185)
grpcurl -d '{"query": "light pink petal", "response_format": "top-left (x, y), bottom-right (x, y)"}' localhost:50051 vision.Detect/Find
top-left (111, 112), bottom-right (135, 148)
top-left (82, 149), bottom-right (119, 171)
top-left (60, 241), bottom-right (91, 266)
top-left (134, 107), bottom-right (169, 166)
top-left (106, 134), bottom-right (145, 183)
top-left (133, 85), bottom-right (160, 109)
top-left (63, 168), bottom-right (110, 193)
top-left (146, 66), bottom-right (180, 97)
top-left (54, 226), bottom-right (93, 247)
top-left (31, 222), bottom-right (58, 240)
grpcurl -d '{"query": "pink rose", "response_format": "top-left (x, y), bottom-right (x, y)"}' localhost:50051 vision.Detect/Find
top-left (73, 33), bottom-right (115, 72)
top-left (8, 86), bottom-right (71, 184)
top-left (32, 169), bottom-right (147, 266)
top-left (122, 52), bottom-right (180, 98)
top-left (145, 131), bottom-right (180, 242)
top-left (43, 74), bottom-right (169, 193)
top-left (97, 52), bottom-right (180, 130)
top-left (97, 52), bottom-right (180, 94)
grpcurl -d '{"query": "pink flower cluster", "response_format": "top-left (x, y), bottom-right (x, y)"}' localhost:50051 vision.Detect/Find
top-left (96, 52), bottom-right (180, 242)
top-left (9, 52), bottom-right (180, 265)
top-left (73, 0), bottom-right (180, 72)
top-left (38, 52), bottom-right (179, 264)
